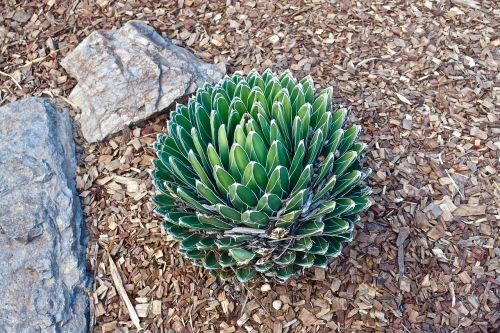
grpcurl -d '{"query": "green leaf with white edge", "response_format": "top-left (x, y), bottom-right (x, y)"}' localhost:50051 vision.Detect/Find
top-left (195, 180), bottom-right (224, 205)
top-left (316, 111), bottom-right (332, 139)
top-left (203, 252), bottom-right (220, 270)
top-left (310, 237), bottom-right (329, 255)
top-left (314, 152), bottom-right (335, 187)
top-left (209, 110), bottom-right (221, 148)
top-left (229, 183), bottom-right (258, 211)
top-left (214, 204), bottom-right (241, 221)
top-left (306, 128), bottom-right (324, 165)
top-left (311, 93), bottom-right (328, 128)
top-left (290, 84), bottom-right (305, 114)
top-left (274, 251), bottom-right (296, 265)
top-left (295, 220), bottom-right (325, 237)
top-left (343, 196), bottom-right (371, 215)
top-left (313, 255), bottom-right (328, 268)
top-left (255, 262), bottom-right (273, 272)
top-left (264, 78), bottom-right (281, 110)
top-left (196, 237), bottom-right (217, 250)
top-left (256, 193), bottom-right (282, 215)
top-left (152, 194), bottom-right (176, 208)
top-left (248, 118), bottom-right (268, 149)
top-left (295, 253), bottom-right (315, 268)
top-left (228, 143), bottom-right (249, 181)
top-left (324, 128), bottom-right (343, 156)
top-left (213, 165), bottom-right (236, 198)
top-left (229, 96), bottom-right (246, 117)
top-left (164, 223), bottom-right (191, 240)
top-left (197, 213), bottom-right (234, 230)
top-left (191, 128), bottom-right (212, 173)
top-left (350, 142), bottom-right (367, 155)
top-left (289, 140), bottom-right (306, 187)
top-left (310, 201), bottom-right (336, 219)
top-left (188, 150), bottom-right (212, 187)
top-left (218, 125), bottom-right (230, 169)
top-left (180, 233), bottom-right (203, 250)
top-left (215, 93), bottom-right (230, 124)
top-left (269, 119), bottom-right (285, 148)
top-left (284, 189), bottom-right (308, 213)
top-left (195, 105), bottom-right (211, 144)
top-left (265, 166), bottom-right (289, 198)
top-left (323, 217), bottom-right (350, 234)
top-left (332, 170), bottom-right (362, 197)
top-left (312, 175), bottom-right (336, 203)
top-left (234, 124), bottom-right (247, 147)
top-left (249, 89), bottom-right (269, 117)
top-left (219, 252), bottom-right (237, 267)
top-left (333, 151), bottom-right (358, 177)
top-left (328, 198), bottom-right (355, 217)
top-left (178, 215), bottom-right (213, 230)
top-left (245, 131), bottom-right (268, 166)
top-left (242, 161), bottom-right (268, 196)
top-left (207, 143), bottom-right (223, 168)
top-left (173, 112), bottom-right (191, 134)
top-left (275, 265), bottom-right (294, 280)
top-left (164, 212), bottom-right (192, 225)
top-left (338, 125), bottom-right (361, 156)
top-left (265, 140), bottom-right (289, 174)
top-left (289, 237), bottom-right (313, 251)
top-left (291, 164), bottom-right (312, 197)
top-left (176, 125), bottom-right (196, 156)
top-left (275, 89), bottom-right (292, 133)
top-left (235, 82), bottom-right (251, 107)
top-left (292, 116), bottom-right (303, 151)
top-left (196, 89), bottom-right (212, 113)
top-left (157, 136), bottom-right (188, 162)
top-left (229, 248), bottom-right (255, 264)
top-left (275, 210), bottom-right (301, 228)
top-left (236, 267), bottom-right (256, 282)
top-left (297, 103), bottom-right (311, 139)
top-left (300, 75), bottom-right (315, 103)
top-left (169, 156), bottom-right (196, 188)
top-left (215, 236), bottom-right (246, 250)
top-left (176, 187), bottom-right (210, 213)
top-left (257, 113), bottom-right (271, 145)
top-left (227, 110), bottom-right (242, 142)
top-left (265, 140), bottom-right (280, 174)
top-left (347, 184), bottom-right (372, 197)
top-left (241, 210), bottom-right (269, 228)
top-left (183, 249), bottom-right (206, 260)
top-left (324, 237), bottom-right (342, 257)
top-left (320, 86), bottom-right (333, 111)
top-left (271, 101), bottom-right (292, 148)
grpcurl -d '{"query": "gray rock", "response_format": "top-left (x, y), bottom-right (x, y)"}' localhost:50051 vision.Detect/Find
top-left (0, 97), bottom-right (90, 333)
top-left (61, 20), bottom-right (226, 143)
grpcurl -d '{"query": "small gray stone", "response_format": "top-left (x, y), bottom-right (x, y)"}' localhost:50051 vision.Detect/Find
top-left (0, 97), bottom-right (90, 333)
top-left (61, 20), bottom-right (226, 143)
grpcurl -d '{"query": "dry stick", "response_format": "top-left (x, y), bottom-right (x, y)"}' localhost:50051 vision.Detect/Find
top-left (0, 70), bottom-right (22, 90)
top-left (108, 256), bottom-right (142, 331)
top-left (438, 153), bottom-right (465, 199)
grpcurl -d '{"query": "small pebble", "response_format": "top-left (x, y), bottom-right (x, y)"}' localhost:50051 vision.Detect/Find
top-left (272, 300), bottom-right (282, 310)
top-left (260, 283), bottom-right (271, 292)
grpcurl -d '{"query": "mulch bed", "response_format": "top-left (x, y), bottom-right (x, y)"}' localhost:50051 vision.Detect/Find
top-left (1, 1), bottom-right (498, 332)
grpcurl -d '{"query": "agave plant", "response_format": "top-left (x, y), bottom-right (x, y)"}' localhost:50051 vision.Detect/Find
top-left (151, 69), bottom-right (371, 282)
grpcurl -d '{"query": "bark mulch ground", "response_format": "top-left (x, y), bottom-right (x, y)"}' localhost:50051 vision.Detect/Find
top-left (1, 1), bottom-right (498, 332)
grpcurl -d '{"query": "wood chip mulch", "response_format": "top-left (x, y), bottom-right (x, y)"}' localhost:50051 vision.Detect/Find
top-left (1, 1), bottom-right (498, 332)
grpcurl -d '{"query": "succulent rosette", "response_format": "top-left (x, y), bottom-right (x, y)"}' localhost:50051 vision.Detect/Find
top-left (151, 69), bottom-right (371, 282)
